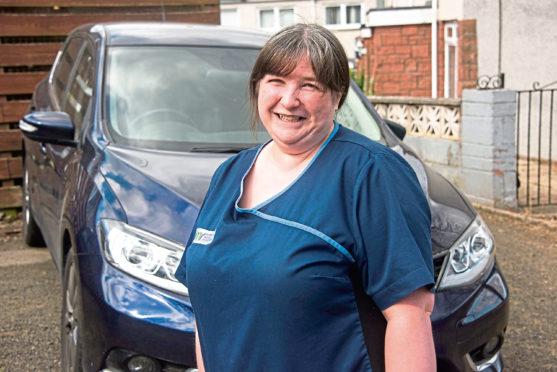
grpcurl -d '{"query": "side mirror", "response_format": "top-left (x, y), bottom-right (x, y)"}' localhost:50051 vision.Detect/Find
top-left (384, 119), bottom-right (406, 141)
top-left (19, 111), bottom-right (77, 147)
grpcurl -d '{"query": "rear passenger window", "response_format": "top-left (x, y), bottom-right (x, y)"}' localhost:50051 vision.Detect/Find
top-left (51, 38), bottom-right (83, 108)
top-left (65, 44), bottom-right (94, 135)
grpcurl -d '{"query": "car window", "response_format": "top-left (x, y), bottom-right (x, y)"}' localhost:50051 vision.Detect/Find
top-left (336, 88), bottom-right (381, 141)
top-left (64, 42), bottom-right (95, 136)
top-left (105, 46), bottom-right (268, 151)
top-left (51, 38), bottom-right (84, 109)
top-left (104, 45), bottom-right (381, 151)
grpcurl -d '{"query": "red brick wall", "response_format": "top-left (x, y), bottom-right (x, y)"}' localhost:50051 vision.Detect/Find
top-left (359, 20), bottom-right (477, 98)
top-left (459, 20), bottom-right (478, 94)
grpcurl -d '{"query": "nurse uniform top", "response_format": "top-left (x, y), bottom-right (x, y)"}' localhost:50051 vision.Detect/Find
top-left (175, 123), bottom-right (434, 372)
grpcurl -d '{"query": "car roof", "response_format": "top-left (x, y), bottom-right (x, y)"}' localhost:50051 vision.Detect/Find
top-left (78, 22), bottom-right (270, 48)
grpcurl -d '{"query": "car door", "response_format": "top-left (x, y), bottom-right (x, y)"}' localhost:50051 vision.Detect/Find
top-left (38, 36), bottom-right (95, 249)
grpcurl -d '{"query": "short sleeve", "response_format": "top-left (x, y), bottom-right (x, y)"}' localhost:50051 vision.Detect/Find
top-left (352, 151), bottom-right (434, 310)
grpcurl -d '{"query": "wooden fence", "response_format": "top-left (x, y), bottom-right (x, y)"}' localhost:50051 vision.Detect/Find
top-left (0, 1), bottom-right (219, 211)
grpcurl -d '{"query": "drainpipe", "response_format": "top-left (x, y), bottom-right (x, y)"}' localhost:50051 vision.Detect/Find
top-left (431, 0), bottom-right (438, 98)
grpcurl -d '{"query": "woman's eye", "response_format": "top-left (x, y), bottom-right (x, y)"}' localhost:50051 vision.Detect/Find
top-left (303, 83), bottom-right (322, 91)
top-left (266, 77), bottom-right (283, 84)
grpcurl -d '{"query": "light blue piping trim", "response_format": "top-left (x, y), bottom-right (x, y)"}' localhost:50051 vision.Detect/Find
top-left (235, 140), bottom-right (269, 210)
top-left (248, 209), bottom-right (355, 263)
top-left (236, 121), bottom-right (339, 211)
top-left (234, 122), bottom-right (351, 262)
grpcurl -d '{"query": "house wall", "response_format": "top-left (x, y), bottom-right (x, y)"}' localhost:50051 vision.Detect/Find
top-left (359, 24), bottom-right (433, 97)
top-left (463, 0), bottom-right (557, 91)
top-left (458, 20), bottom-right (478, 94)
top-left (220, 0), bottom-right (364, 63)
top-left (221, 0), bottom-right (312, 29)
top-left (358, 20), bottom-right (477, 98)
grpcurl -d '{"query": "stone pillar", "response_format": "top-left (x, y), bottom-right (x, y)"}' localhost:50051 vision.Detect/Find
top-left (461, 89), bottom-right (517, 208)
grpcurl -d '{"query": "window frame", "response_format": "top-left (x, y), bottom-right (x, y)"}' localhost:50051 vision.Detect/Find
top-left (257, 6), bottom-right (296, 31)
top-left (220, 8), bottom-right (239, 27)
top-left (444, 22), bottom-right (458, 98)
top-left (323, 3), bottom-right (363, 29)
top-left (371, 0), bottom-right (431, 9)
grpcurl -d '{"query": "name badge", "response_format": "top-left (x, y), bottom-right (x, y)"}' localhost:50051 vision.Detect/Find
top-left (193, 228), bottom-right (215, 245)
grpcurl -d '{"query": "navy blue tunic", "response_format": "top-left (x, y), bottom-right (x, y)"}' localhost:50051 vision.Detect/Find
top-left (175, 123), bottom-right (434, 372)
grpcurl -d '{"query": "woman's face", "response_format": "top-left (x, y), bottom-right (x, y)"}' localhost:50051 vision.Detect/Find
top-left (257, 55), bottom-right (341, 155)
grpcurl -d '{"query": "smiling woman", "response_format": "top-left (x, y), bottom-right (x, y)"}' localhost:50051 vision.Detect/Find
top-left (175, 23), bottom-right (436, 372)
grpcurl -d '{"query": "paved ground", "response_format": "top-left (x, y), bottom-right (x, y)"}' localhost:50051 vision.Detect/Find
top-left (0, 207), bottom-right (556, 371)
top-left (476, 205), bottom-right (557, 372)
top-left (0, 219), bottom-right (61, 371)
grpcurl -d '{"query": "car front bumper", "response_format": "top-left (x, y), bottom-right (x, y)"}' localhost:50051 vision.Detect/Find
top-left (432, 261), bottom-right (509, 372)
top-left (77, 253), bottom-right (197, 372)
top-left (75, 252), bottom-right (508, 372)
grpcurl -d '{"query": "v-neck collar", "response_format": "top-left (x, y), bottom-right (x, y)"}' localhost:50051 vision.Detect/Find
top-left (236, 122), bottom-right (339, 212)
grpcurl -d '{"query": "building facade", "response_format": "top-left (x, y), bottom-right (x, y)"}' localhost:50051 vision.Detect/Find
top-left (220, 0), bottom-right (557, 98)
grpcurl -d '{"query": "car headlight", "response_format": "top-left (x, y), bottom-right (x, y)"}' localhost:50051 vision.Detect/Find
top-left (98, 219), bottom-right (188, 296)
top-left (438, 216), bottom-right (495, 290)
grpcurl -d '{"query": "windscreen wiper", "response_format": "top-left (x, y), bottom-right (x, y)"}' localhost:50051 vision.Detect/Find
top-left (190, 146), bottom-right (249, 153)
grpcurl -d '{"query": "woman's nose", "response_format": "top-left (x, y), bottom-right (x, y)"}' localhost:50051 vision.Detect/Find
top-left (280, 86), bottom-right (300, 108)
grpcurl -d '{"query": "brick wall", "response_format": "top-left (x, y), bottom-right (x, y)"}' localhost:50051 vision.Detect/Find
top-left (359, 20), bottom-right (477, 98)
top-left (458, 20), bottom-right (478, 94)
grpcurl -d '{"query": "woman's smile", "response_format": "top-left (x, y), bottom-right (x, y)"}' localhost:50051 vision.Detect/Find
top-left (276, 113), bottom-right (305, 123)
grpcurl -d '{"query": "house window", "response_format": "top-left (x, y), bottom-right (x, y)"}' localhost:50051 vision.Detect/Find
top-left (371, 0), bottom-right (431, 8)
top-left (324, 4), bottom-right (361, 28)
top-left (221, 9), bottom-right (239, 27)
top-left (346, 5), bottom-right (361, 23)
top-left (280, 9), bottom-right (295, 26)
top-left (326, 7), bottom-right (341, 24)
top-left (258, 7), bottom-right (296, 30)
top-left (444, 22), bottom-right (458, 98)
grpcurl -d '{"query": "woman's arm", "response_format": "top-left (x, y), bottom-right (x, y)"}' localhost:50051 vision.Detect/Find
top-left (382, 287), bottom-right (436, 372)
top-left (195, 324), bottom-right (205, 372)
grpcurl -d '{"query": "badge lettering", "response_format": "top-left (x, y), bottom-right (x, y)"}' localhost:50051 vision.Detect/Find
top-left (193, 228), bottom-right (215, 245)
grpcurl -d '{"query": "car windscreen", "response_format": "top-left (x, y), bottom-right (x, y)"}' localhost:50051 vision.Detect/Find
top-left (104, 46), bottom-right (381, 152)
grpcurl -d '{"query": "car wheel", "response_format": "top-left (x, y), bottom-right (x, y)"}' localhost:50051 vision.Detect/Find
top-left (61, 251), bottom-right (83, 372)
top-left (22, 167), bottom-right (45, 247)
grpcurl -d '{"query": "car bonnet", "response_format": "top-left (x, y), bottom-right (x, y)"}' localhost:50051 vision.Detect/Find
top-left (100, 144), bottom-right (231, 244)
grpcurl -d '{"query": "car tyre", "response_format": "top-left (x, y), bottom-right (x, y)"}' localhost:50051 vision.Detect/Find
top-left (22, 167), bottom-right (45, 247)
top-left (62, 250), bottom-right (84, 372)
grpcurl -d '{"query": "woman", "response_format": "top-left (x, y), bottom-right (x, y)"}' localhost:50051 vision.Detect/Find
top-left (175, 23), bottom-right (436, 372)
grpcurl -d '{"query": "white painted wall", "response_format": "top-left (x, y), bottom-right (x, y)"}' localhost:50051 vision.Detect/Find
top-left (437, 0), bottom-right (462, 21)
top-left (463, 0), bottom-right (557, 91)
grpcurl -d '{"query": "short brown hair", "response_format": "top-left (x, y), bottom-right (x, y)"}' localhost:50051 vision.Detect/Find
top-left (248, 23), bottom-right (350, 129)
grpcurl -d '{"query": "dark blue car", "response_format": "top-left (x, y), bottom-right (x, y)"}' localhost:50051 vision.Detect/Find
top-left (19, 23), bottom-right (508, 372)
